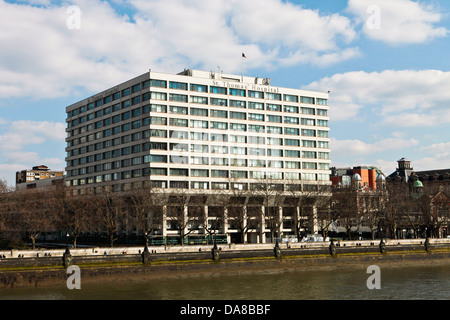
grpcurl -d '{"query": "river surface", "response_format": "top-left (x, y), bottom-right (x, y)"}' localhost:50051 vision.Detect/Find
top-left (0, 263), bottom-right (449, 300)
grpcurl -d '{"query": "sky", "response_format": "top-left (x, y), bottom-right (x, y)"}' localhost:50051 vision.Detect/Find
top-left (0, 0), bottom-right (449, 187)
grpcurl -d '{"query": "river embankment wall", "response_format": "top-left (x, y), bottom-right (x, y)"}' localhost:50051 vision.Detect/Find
top-left (1, 239), bottom-right (449, 288)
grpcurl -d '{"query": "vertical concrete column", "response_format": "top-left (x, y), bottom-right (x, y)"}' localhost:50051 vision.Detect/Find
top-left (260, 205), bottom-right (266, 244)
top-left (243, 206), bottom-right (248, 244)
top-left (224, 206), bottom-right (229, 244)
top-left (162, 205), bottom-right (168, 238)
top-left (183, 205), bottom-right (188, 244)
top-left (278, 206), bottom-right (283, 240)
top-left (312, 205), bottom-right (319, 234)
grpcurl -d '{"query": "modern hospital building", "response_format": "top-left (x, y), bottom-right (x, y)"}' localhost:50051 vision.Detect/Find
top-left (65, 69), bottom-right (331, 243)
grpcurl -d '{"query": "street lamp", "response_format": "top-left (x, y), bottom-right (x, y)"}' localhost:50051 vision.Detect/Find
top-left (379, 227), bottom-right (386, 254)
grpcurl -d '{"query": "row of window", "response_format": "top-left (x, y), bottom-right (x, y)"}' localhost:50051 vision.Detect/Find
top-left (67, 78), bottom-right (328, 118)
top-left (68, 99), bottom-right (328, 126)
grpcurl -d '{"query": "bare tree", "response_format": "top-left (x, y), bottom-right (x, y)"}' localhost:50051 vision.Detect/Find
top-left (93, 191), bottom-right (126, 247)
top-left (331, 187), bottom-right (359, 240)
top-left (13, 189), bottom-right (55, 249)
top-left (126, 183), bottom-right (165, 245)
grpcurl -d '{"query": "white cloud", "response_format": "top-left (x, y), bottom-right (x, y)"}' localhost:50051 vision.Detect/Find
top-left (305, 69), bottom-right (450, 126)
top-left (0, 0), bottom-right (360, 100)
top-left (330, 136), bottom-right (419, 158)
top-left (347, 0), bottom-right (448, 44)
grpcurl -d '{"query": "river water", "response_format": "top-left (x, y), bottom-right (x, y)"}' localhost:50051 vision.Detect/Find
top-left (1, 263), bottom-right (449, 300)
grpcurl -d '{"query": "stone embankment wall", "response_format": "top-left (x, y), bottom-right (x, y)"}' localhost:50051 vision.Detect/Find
top-left (1, 239), bottom-right (449, 288)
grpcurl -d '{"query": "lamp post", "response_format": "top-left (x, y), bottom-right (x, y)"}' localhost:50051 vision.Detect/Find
top-left (424, 227), bottom-right (431, 253)
top-left (379, 227), bottom-right (386, 254)
top-left (274, 222), bottom-right (281, 259)
top-left (63, 232), bottom-right (72, 268)
top-left (142, 232), bottom-right (151, 266)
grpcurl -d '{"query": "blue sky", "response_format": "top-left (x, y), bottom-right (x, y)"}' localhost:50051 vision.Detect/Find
top-left (0, 0), bottom-right (450, 187)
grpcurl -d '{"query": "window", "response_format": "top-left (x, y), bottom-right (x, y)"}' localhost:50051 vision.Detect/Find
top-left (169, 118), bottom-right (188, 127)
top-left (318, 141), bottom-right (329, 148)
top-left (283, 94), bottom-right (298, 102)
top-left (170, 106), bottom-right (188, 114)
top-left (267, 137), bottom-right (282, 145)
top-left (151, 92), bottom-right (167, 100)
top-left (302, 151), bottom-right (317, 159)
top-left (248, 102), bottom-right (264, 110)
top-left (190, 120), bottom-right (208, 128)
top-left (190, 84), bottom-right (208, 92)
top-left (211, 182), bottom-right (229, 190)
top-left (231, 159), bottom-right (248, 167)
top-left (303, 173), bottom-right (317, 181)
top-left (231, 147), bottom-right (247, 155)
top-left (318, 152), bottom-right (330, 159)
top-left (229, 88), bottom-right (246, 97)
top-left (248, 159), bottom-right (265, 167)
top-left (285, 161), bottom-right (300, 169)
top-left (248, 125), bottom-right (265, 133)
top-left (190, 107), bottom-right (208, 117)
top-left (317, 109), bottom-right (328, 116)
top-left (302, 129), bottom-right (316, 137)
top-left (169, 81), bottom-right (187, 90)
top-left (211, 170), bottom-right (228, 178)
top-left (210, 98), bottom-right (227, 106)
top-left (170, 143), bottom-right (188, 151)
top-left (318, 130), bottom-right (328, 138)
top-left (248, 113), bottom-right (264, 121)
top-left (191, 169), bottom-right (209, 177)
top-left (266, 93), bottom-right (281, 101)
top-left (230, 111), bottom-right (246, 120)
top-left (230, 135), bottom-right (247, 143)
top-left (284, 105), bottom-right (298, 113)
top-left (191, 132), bottom-right (208, 141)
top-left (285, 150), bottom-right (300, 158)
top-left (285, 172), bottom-right (300, 179)
top-left (230, 123), bottom-right (246, 131)
top-left (211, 121), bottom-right (228, 130)
top-left (150, 79), bottom-right (167, 88)
top-left (301, 118), bottom-right (315, 126)
top-left (229, 100), bottom-right (246, 108)
top-left (284, 127), bottom-right (299, 135)
top-left (267, 126), bottom-right (282, 134)
top-left (316, 98), bottom-right (328, 106)
top-left (144, 155), bottom-right (167, 163)
top-left (301, 96), bottom-right (315, 104)
top-left (210, 109), bottom-right (227, 118)
top-left (211, 145), bottom-right (228, 154)
top-left (190, 144), bottom-right (209, 153)
top-left (148, 104), bottom-right (167, 113)
top-left (211, 157), bottom-right (228, 166)
top-left (301, 107), bottom-right (315, 115)
top-left (150, 117), bottom-right (167, 125)
top-left (169, 94), bottom-right (188, 102)
top-left (302, 140), bottom-right (316, 148)
top-left (210, 133), bottom-right (228, 142)
top-left (266, 104), bottom-right (281, 112)
top-left (303, 162), bottom-right (317, 169)
top-left (248, 91), bottom-right (264, 98)
top-left (170, 168), bottom-right (189, 176)
top-left (148, 129), bottom-right (167, 138)
top-left (267, 149), bottom-right (283, 157)
top-left (317, 119), bottom-right (328, 127)
top-left (210, 86), bottom-right (227, 94)
top-left (191, 157), bottom-right (209, 165)
top-left (285, 138), bottom-right (300, 146)
top-left (190, 96), bottom-right (208, 104)
top-left (191, 181), bottom-right (209, 189)
top-left (284, 116), bottom-right (299, 124)
top-left (231, 170), bottom-right (248, 178)
top-left (248, 136), bottom-right (265, 144)
top-left (248, 148), bottom-right (265, 156)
